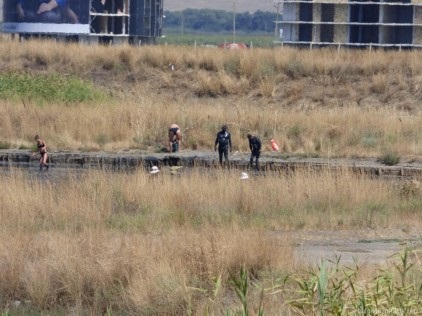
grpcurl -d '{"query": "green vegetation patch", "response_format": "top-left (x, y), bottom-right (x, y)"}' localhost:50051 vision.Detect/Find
top-left (0, 141), bottom-right (11, 149)
top-left (379, 151), bottom-right (401, 166)
top-left (0, 73), bottom-right (105, 104)
top-left (158, 32), bottom-right (275, 48)
top-left (285, 247), bottom-right (422, 315)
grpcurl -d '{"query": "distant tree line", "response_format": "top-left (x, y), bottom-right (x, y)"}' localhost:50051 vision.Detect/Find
top-left (163, 9), bottom-right (277, 33)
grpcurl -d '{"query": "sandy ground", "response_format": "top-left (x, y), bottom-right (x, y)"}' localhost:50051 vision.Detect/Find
top-left (282, 228), bottom-right (422, 267)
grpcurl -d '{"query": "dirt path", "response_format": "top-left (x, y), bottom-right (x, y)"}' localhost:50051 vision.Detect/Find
top-left (284, 228), bottom-right (422, 267)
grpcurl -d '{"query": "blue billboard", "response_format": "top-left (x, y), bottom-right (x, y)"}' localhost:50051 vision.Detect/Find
top-left (2, 0), bottom-right (90, 34)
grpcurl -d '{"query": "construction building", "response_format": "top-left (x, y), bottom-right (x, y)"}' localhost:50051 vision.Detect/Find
top-left (274, 0), bottom-right (422, 48)
top-left (0, 0), bottom-right (164, 44)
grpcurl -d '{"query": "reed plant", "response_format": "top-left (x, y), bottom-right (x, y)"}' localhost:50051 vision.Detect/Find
top-left (285, 247), bottom-right (422, 315)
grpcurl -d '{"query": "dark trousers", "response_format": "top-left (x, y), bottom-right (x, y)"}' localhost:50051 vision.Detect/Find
top-left (171, 142), bottom-right (179, 153)
top-left (249, 150), bottom-right (260, 170)
top-left (218, 146), bottom-right (229, 165)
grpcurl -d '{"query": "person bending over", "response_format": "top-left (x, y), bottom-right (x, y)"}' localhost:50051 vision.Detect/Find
top-left (168, 123), bottom-right (182, 153)
top-left (247, 133), bottom-right (262, 171)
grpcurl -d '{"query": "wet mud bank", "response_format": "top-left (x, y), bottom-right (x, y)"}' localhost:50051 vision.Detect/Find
top-left (1, 150), bottom-right (422, 178)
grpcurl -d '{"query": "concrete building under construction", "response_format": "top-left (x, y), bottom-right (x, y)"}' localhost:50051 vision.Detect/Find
top-left (275, 0), bottom-right (422, 48)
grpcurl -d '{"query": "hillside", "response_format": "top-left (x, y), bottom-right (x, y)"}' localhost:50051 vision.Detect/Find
top-left (164, 0), bottom-right (275, 13)
top-left (0, 41), bottom-right (421, 159)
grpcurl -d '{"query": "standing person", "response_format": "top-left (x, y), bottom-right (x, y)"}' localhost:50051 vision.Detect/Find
top-left (247, 133), bottom-right (262, 171)
top-left (214, 124), bottom-right (232, 166)
top-left (168, 123), bottom-right (182, 153)
top-left (33, 135), bottom-right (49, 171)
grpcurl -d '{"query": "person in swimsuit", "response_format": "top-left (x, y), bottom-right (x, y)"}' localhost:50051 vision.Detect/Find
top-left (168, 124), bottom-right (182, 152)
top-left (33, 135), bottom-right (49, 171)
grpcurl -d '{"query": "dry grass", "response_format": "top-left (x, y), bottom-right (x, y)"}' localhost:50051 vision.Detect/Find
top-left (1, 39), bottom-right (422, 313)
top-left (0, 99), bottom-right (421, 157)
top-left (0, 169), bottom-right (300, 313)
top-left (1, 165), bottom-right (421, 313)
top-left (0, 40), bottom-right (421, 157)
top-left (2, 168), bottom-right (420, 233)
top-left (1, 98), bottom-right (420, 157)
top-left (0, 228), bottom-right (289, 314)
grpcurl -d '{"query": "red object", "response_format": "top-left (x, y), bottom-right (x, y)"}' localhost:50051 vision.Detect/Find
top-left (270, 139), bottom-right (279, 151)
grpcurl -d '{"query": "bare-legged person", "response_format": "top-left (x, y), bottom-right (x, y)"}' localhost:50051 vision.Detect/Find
top-left (33, 135), bottom-right (49, 171)
top-left (168, 123), bottom-right (182, 153)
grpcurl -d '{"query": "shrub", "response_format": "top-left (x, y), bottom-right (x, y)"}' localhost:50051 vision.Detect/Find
top-left (400, 180), bottom-right (421, 199)
top-left (362, 133), bottom-right (378, 148)
top-left (0, 141), bottom-right (11, 149)
top-left (287, 124), bottom-right (302, 140)
top-left (379, 151), bottom-right (400, 166)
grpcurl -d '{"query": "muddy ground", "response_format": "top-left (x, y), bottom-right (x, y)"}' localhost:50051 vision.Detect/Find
top-left (285, 228), bottom-right (422, 267)
top-left (2, 149), bottom-right (422, 177)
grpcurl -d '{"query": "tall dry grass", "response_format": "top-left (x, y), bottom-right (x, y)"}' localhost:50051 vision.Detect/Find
top-left (1, 39), bottom-right (422, 313)
top-left (1, 39), bottom-right (421, 88)
top-left (1, 97), bottom-right (421, 157)
top-left (0, 167), bottom-right (421, 313)
top-left (2, 168), bottom-right (420, 233)
top-left (0, 40), bottom-right (421, 157)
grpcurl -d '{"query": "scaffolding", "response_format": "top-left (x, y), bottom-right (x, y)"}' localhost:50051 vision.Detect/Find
top-left (274, 0), bottom-right (422, 48)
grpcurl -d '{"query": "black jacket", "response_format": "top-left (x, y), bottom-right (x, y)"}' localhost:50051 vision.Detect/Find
top-left (249, 136), bottom-right (261, 152)
top-left (215, 130), bottom-right (232, 149)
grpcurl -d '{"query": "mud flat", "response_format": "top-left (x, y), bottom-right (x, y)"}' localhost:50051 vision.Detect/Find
top-left (287, 228), bottom-right (422, 267)
top-left (1, 149), bottom-right (422, 178)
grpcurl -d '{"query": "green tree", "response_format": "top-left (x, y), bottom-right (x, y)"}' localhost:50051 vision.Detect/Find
top-left (163, 9), bottom-right (276, 33)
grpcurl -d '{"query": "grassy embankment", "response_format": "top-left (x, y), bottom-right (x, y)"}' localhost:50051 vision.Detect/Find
top-left (0, 39), bottom-right (421, 159)
top-left (0, 39), bottom-right (421, 314)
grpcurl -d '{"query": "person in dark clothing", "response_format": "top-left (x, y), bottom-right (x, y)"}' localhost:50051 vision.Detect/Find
top-left (214, 124), bottom-right (232, 166)
top-left (247, 133), bottom-right (261, 171)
